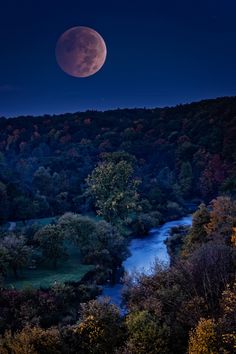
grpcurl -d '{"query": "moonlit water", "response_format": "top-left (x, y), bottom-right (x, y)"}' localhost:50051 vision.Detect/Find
top-left (101, 215), bottom-right (192, 307)
top-left (123, 216), bottom-right (192, 275)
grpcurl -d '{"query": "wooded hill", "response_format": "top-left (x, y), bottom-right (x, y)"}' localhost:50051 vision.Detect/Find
top-left (0, 96), bottom-right (236, 222)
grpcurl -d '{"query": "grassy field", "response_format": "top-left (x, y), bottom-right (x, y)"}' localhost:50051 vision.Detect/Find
top-left (2, 216), bottom-right (58, 231)
top-left (5, 244), bottom-right (94, 289)
top-left (2, 214), bottom-right (99, 289)
top-left (2, 213), bottom-right (101, 232)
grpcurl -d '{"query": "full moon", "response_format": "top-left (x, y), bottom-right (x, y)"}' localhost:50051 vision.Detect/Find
top-left (55, 26), bottom-right (107, 78)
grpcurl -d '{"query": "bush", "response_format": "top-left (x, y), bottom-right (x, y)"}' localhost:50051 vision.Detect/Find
top-left (130, 212), bottom-right (162, 236)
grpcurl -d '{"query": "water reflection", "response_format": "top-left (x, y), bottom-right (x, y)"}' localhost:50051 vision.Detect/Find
top-left (101, 215), bottom-right (192, 308)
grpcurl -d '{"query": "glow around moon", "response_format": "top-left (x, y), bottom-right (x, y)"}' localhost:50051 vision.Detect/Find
top-left (55, 26), bottom-right (107, 78)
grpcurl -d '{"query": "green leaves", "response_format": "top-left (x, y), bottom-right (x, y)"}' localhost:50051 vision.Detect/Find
top-left (86, 153), bottom-right (141, 225)
top-left (0, 234), bottom-right (32, 278)
top-left (34, 225), bottom-right (67, 268)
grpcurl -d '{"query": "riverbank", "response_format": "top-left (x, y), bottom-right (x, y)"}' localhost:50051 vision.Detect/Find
top-left (101, 215), bottom-right (193, 308)
top-left (0, 212), bottom-right (193, 295)
top-left (165, 224), bottom-right (191, 265)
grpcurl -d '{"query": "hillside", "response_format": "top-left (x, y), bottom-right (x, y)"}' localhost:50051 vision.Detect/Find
top-left (0, 96), bottom-right (236, 223)
top-left (0, 97), bottom-right (236, 354)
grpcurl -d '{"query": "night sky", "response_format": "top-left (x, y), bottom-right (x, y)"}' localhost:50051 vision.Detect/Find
top-left (1, 0), bottom-right (236, 117)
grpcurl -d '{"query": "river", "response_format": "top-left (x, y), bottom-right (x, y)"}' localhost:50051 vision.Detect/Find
top-left (101, 215), bottom-right (192, 308)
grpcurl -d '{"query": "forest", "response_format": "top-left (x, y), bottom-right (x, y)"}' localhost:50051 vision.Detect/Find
top-left (0, 96), bottom-right (235, 353)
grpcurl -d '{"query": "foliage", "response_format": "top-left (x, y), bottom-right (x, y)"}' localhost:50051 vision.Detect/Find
top-left (34, 225), bottom-right (67, 268)
top-left (64, 299), bottom-right (125, 354)
top-left (124, 310), bottom-right (171, 354)
top-left (0, 284), bottom-right (99, 334)
top-left (205, 196), bottom-right (236, 243)
top-left (0, 326), bottom-right (62, 354)
top-left (0, 97), bottom-right (236, 352)
top-left (129, 211), bottom-right (162, 236)
top-left (231, 227), bottom-right (236, 247)
top-left (0, 97), bottom-right (236, 222)
top-left (188, 283), bottom-right (236, 354)
top-left (178, 161), bottom-right (193, 198)
top-left (0, 234), bottom-right (32, 278)
top-left (58, 213), bottom-right (127, 267)
top-left (82, 220), bottom-right (128, 267)
top-left (182, 203), bottom-right (210, 255)
top-left (0, 182), bottom-right (9, 224)
top-left (123, 224), bottom-right (236, 353)
top-left (188, 318), bottom-right (218, 354)
top-left (58, 213), bottom-right (96, 251)
top-left (86, 153), bottom-right (140, 225)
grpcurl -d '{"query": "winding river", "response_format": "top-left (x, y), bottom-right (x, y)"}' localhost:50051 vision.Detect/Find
top-left (101, 215), bottom-right (192, 307)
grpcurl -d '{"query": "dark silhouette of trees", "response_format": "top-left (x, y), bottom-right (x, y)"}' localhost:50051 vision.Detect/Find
top-left (34, 225), bottom-right (67, 268)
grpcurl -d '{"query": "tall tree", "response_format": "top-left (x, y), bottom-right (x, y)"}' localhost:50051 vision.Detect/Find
top-left (0, 235), bottom-right (32, 278)
top-left (34, 225), bottom-right (67, 268)
top-left (33, 166), bottom-right (53, 196)
top-left (71, 299), bottom-right (125, 354)
top-left (205, 196), bottom-right (236, 243)
top-left (58, 213), bottom-right (127, 266)
top-left (0, 326), bottom-right (62, 354)
top-left (125, 310), bottom-right (171, 354)
top-left (86, 153), bottom-right (140, 225)
top-left (178, 162), bottom-right (193, 198)
top-left (183, 203), bottom-right (210, 255)
top-left (188, 318), bottom-right (218, 354)
top-left (58, 213), bottom-right (96, 250)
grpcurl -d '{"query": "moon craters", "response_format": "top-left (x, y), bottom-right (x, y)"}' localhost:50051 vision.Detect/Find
top-left (56, 26), bottom-right (107, 78)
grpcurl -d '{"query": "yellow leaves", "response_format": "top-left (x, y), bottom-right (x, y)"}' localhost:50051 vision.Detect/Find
top-left (231, 227), bottom-right (236, 247)
top-left (188, 318), bottom-right (218, 354)
top-left (221, 282), bottom-right (236, 315)
top-left (205, 197), bottom-right (236, 241)
top-left (222, 333), bottom-right (236, 350)
top-left (75, 316), bottom-right (105, 344)
top-left (0, 327), bottom-right (61, 354)
top-left (0, 330), bottom-right (36, 354)
top-left (188, 300), bottom-right (236, 354)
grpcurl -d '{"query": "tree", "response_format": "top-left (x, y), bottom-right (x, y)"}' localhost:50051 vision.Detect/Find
top-left (86, 153), bottom-right (140, 225)
top-left (125, 310), bottom-right (171, 354)
top-left (83, 220), bottom-right (128, 267)
top-left (70, 299), bottom-right (125, 354)
top-left (157, 166), bottom-right (174, 190)
top-left (218, 282), bottom-right (236, 352)
top-left (0, 247), bottom-right (9, 279)
top-left (200, 155), bottom-right (227, 200)
top-left (0, 234), bottom-right (32, 278)
top-left (188, 318), bottom-right (218, 354)
top-left (58, 213), bottom-right (127, 267)
top-left (189, 204), bottom-right (210, 243)
top-left (182, 203), bottom-right (210, 256)
top-left (187, 243), bottom-right (236, 314)
top-left (205, 196), bottom-right (236, 243)
top-left (58, 213), bottom-right (96, 252)
top-left (0, 326), bottom-right (62, 354)
top-left (188, 290), bottom-right (236, 354)
top-left (33, 166), bottom-right (53, 196)
top-left (34, 225), bottom-right (67, 268)
top-left (178, 162), bottom-right (193, 198)
top-left (231, 227), bottom-right (236, 247)
top-left (12, 196), bottom-right (34, 222)
top-left (0, 181), bottom-right (9, 224)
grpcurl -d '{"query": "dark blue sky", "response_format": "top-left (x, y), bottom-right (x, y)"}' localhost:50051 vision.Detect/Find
top-left (1, 0), bottom-right (236, 117)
